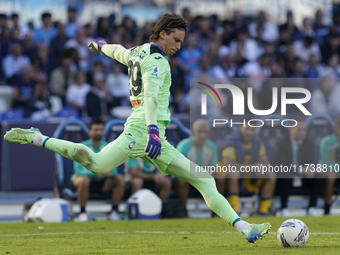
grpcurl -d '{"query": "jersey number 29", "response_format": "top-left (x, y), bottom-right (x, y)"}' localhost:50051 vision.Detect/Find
top-left (128, 60), bottom-right (142, 96)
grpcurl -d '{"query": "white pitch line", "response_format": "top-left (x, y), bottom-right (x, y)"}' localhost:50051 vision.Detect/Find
top-left (0, 230), bottom-right (339, 237)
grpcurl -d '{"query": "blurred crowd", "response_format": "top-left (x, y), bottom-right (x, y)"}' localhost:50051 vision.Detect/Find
top-left (1, 7), bottom-right (340, 120)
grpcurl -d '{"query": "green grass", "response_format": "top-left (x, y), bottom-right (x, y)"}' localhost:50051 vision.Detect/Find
top-left (0, 216), bottom-right (340, 254)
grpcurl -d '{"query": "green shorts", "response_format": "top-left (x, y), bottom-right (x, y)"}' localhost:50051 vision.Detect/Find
top-left (111, 123), bottom-right (183, 175)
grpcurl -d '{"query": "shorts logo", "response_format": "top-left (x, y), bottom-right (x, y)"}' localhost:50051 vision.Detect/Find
top-left (151, 66), bottom-right (159, 77)
top-left (128, 141), bottom-right (136, 149)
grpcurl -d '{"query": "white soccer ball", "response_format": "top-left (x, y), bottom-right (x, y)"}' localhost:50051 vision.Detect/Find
top-left (277, 219), bottom-right (309, 247)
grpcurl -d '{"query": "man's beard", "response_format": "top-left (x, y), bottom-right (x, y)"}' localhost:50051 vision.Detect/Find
top-left (93, 137), bottom-right (102, 141)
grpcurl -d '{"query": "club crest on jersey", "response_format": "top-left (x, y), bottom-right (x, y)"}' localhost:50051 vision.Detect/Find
top-left (151, 66), bottom-right (159, 77)
top-left (128, 141), bottom-right (136, 149)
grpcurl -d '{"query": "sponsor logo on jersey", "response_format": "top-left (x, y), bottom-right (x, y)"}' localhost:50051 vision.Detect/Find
top-left (131, 99), bottom-right (141, 108)
top-left (151, 66), bottom-right (159, 77)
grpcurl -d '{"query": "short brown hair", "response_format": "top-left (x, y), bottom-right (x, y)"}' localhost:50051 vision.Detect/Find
top-left (149, 13), bottom-right (188, 42)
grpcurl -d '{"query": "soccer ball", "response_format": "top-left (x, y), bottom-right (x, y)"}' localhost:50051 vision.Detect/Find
top-left (277, 219), bottom-right (309, 247)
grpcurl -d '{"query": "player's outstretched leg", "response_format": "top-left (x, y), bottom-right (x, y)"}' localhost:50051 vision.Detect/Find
top-left (167, 155), bottom-right (272, 243)
top-left (4, 127), bottom-right (129, 174)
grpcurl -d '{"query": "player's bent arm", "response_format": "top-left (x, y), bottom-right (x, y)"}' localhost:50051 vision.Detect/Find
top-left (101, 44), bottom-right (130, 66)
top-left (129, 167), bottom-right (155, 180)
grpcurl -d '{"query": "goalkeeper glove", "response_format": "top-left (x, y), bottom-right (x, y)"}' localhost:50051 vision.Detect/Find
top-left (88, 39), bottom-right (107, 55)
top-left (145, 124), bottom-right (162, 159)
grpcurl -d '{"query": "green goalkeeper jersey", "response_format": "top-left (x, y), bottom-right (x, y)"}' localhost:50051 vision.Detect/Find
top-left (101, 43), bottom-right (171, 127)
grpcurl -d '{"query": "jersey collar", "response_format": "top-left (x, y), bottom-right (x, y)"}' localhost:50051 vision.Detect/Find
top-left (150, 43), bottom-right (164, 56)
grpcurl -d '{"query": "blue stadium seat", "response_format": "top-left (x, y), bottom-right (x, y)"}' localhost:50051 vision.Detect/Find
top-left (306, 114), bottom-right (334, 164)
top-left (1, 109), bottom-right (24, 121)
top-left (54, 119), bottom-right (112, 201)
top-left (55, 107), bottom-right (79, 118)
top-left (257, 114), bottom-right (290, 165)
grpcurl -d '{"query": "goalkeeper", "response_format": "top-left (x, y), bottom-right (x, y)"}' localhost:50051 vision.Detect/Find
top-left (4, 13), bottom-right (271, 243)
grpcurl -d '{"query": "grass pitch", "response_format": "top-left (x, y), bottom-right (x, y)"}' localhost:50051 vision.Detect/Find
top-left (0, 216), bottom-right (340, 254)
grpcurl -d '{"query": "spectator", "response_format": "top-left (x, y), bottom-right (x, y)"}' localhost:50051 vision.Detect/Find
top-left (310, 78), bottom-right (340, 115)
top-left (301, 17), bottom-right (315, 37)
top-left (248, 11), bottom-right (279, 43)
top-left (72, 119), bottom-right (125, 221)
top-left (9, 27), bottom-right (21, 45)
top-left (63, 47), bottom-right (80, 71)
top-left (178, 32), bottom-right (202, 90)
top-left (306, 54), bottom-right (323, 79)
top-left (231, 10), bottom-right (246, 34)
top-left (27, 81), bottom-right (51, 120)
top-left (281, 42), bottom-right (297, 76)
top-left (11, 65), bottom-right (36, 110)
top-left (128, 158), bottom-right (171, 200)
top-left (66, 72), bottom-right (91, 114)
top-left (229, 27), bottom-right (261, 62)
top-left (86, 73), bottom-right (113, 118)
top-left (95, 17), bottom-right (110, 40)
top-left (50, 57), bottom-right (75, 101)
top-left (106, 64), bottom-right (130, 106)
top-left (320, 53), bottom-right (340, 78)
top-left (279, 11), bottom-right (301, 43)
top-left (10, 13), bottom-right (29, 40)
top-left (220, 121), bottom-right (276, 215)
top-left (33, 12), bottom-right (58, 45)
top-left (0, 13), bottom-right (7, 33)
top-left (275, 120), bottom-right (323, 217)
top-left (141, 22), bottom-right (153, 43)
top-left (66, 7), bottom-right (80, 39)
top-left (0, 27), bottom-right (11, 60)
top-left (169, 55), bottom-right (185, 94)
top-left (195, 17), bottom-right (214, 52)
top-left (22, 33), bottom-right (37, 62)
top-left (321, 33), bottom-right (340, 64)
top-left (219, 53), bottom-right (240, 78)
top-left (182, 7), bottom-right (192, 22)
top-left (2, 43), bottom-right (30, 80)
top-left (221, 20), bottom-right (235, 46)
top-left (314, 9), bottom-right (329, 47)
top-left (122, 16), bottom-right (137, 42)
top-left (191, 54), bottom-right (225, 80)
top-left (84, 23), bottom-right (95, 45)
top-left (49, 22), bottom-right (69, 68)
top-left (287, 57), bottom-right (307, 78)
top-left (65, 27), bottom-right (91, 72)
top-left (35, 43), bottom-right (52, 77)
top-left (242, 53), bottom-right (272, 91)
top-left (176, 119), bottom-right (218, 206)
top-left (320, 117), bottom-right (340, 215)
top-left (86, 61), bottom-right (104, 85)
top-left (293, 35), bottom-right (321, 62)
top-left (207, 40), bottom-right (224, 65)
top-left (31, 57), bottom-right (48, 85)
top-left (0, 78), bottom-right (13, 113)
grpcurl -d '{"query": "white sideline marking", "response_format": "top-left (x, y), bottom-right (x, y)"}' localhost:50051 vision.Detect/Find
top-left (0, 230), bottom-right (339, 237)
